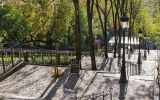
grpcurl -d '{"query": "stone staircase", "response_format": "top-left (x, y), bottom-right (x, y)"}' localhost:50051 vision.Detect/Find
top-left (72, 70), bottom-right (97, 98)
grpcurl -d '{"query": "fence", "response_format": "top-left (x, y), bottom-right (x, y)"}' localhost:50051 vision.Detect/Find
top-left (21, 49), bottom-right (102, 66)
top-left (0, 47), bottom-right (104, 75)
top-left (0, 48), bottom-right (23, 75)
top-left (26, 49), bottom-right (55, 65)
top-left (0, 48), bottom-right (97, 65)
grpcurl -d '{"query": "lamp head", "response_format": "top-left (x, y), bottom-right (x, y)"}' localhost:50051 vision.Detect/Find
top-left (120, 13), bottom-right (129, 29)
top-left (138, 29), bottom-right (143, 34)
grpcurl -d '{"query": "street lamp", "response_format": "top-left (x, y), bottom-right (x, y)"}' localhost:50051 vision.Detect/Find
top-left (137, 29), bottom-right (143, 75)
top-left (119, 13), bottom-right (129, 83)
top-left (143, 33), bottom-right (147, 60)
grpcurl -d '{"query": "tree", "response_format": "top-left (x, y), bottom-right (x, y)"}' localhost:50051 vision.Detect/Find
top-left (95, 0), bottom-right (111, 59)
top-left (87, 0), bottom-right (96, 70)
top-left (73, 0), bottom-right (81, 68)
top-left (0, 4), bottom-right (29, 46)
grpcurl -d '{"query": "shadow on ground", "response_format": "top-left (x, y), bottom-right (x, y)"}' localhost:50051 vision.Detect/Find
top-left (118, 83), bottom-right (127, 100)
top-left (98, 58), bottom-right (114, 71)
top-left (40, 69), bottom-right (80, 100)
top-left (156, 70), bottom-right (160, 100)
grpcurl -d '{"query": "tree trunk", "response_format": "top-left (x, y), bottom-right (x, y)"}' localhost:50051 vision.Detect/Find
top-left (118, 26), bottom-right (122, 59)
top-left (95, 0), bottom-right (108, 59)
top-left (73, 0), bottom-right (81, 69)
top-left (87, 0), bottom-right (96, 70)
top-left (54, 41), bottom-right (59, 76)
top-left (104, 0), bottom-right (108, 59)
top-left (112, 1), bottom-right (118, 58)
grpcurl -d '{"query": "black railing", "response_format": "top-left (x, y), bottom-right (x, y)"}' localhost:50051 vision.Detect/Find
top-left (72, 88), bottom-right (113, 100)
top-left (126, 61), bottom-right (139, 76)
top-left (156, 51), bottom-right (160, 81)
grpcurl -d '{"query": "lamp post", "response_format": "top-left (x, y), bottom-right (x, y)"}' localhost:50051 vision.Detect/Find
top-left (144, 33), bottom-right (147, 60)
top-left (137, 29), bottom-right (143, 75)
top-left (119, 13), bottom-right (129, 83)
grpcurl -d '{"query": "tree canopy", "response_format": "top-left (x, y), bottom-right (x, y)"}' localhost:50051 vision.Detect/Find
top-left (1, 0), bottom-right (160, 47)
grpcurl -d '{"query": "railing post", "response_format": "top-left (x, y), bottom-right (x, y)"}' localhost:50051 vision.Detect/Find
top-left (10, 49), bottom-right (14, 67)
top-left (103, 91), bottom-right (104, 100)
top-left (6, 51), bottom-right (8, 65)
top-left (12, 49), bottom-right (15, 61)
top-left (130, 62), bottom-right (131, 75)
top-left (41, 51), bottom-right (44, 64)
top-left (132, 63), bottom-right (134, 75)
top-left (136, 65), bottom-right (138, 75)
top-left (1, 51), bottom-right (5, 73)
top-left (110, 88), bottom-right (113, 100)
top-left (31, 51), bottom-right (33, 64)
top-left (19, 48), bottom-right (22, 60)
top-left (135, 64), bottom-right (137, 75)
top-left (57, 51), bottom-right (60, 64)
top-left (19, 50), bottom-right (21, 60)
top-left (23, 50), bottom-right (28, 62)
top-left (50, 51), bottom-right (52, 65)
top-left (126, 62), bottom-right (128, 75)
top-left (134, 64), bottom-right (136, 75)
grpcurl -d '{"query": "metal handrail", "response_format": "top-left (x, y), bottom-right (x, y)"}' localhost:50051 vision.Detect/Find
top-left (72, 88), bottom-right (113, 100)
top-left (125, 61), bottom-right (138, 76)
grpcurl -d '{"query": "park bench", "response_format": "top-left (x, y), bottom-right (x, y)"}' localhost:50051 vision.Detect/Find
top-left (70, 59), bottom-right (80, 74)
